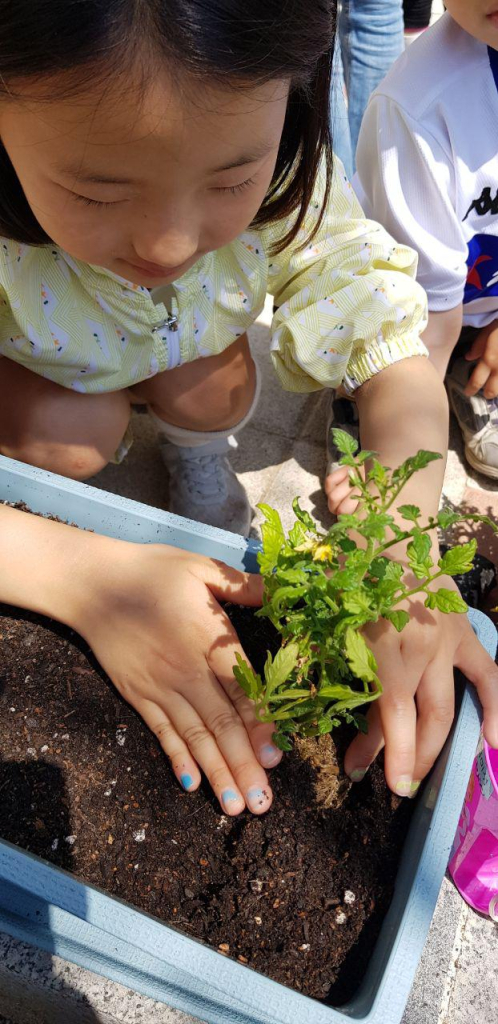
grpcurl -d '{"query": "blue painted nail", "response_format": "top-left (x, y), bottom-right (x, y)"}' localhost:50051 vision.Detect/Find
top-left (246, 786), bottom-right (271, 813)
top-left (180, 773), bottom-right (195, 791)
top-left (221, 788), bottom-right (242, 812)
top-left (259, 743), bottom-right (282, 768)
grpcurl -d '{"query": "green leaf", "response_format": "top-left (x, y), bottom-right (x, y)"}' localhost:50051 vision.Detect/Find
top-left (233, 654), bottom-right (263, 702)
top-left (398, 504), bottom-right (421, 523)
top-left (354, 449), bottom-right (377, 465)
top-left (360, 512), bottom-right (395, 541)
top-left (317, 717), bottom-right (337, 735)
top-left (288, 520), bottom-right (308, 549)
top-left (407, 531), bottom-right (434, 579)
top-left (369, 557), bottom-right (389, 580)
top-left (384, 560), bottom-right (405, 582)
top-left (291, 498), bottom-right (316, 532)
top-left (342, 590), bottom-right (374, 615)
top-left (391, 450), bottom-right (442, 487)
top-left (354, 712), bottom-right (369, 735)
top-left (270, 584), bottom-right (307, 616)
top-left (274, 567), bottom-right (308, 585)
top-left (257, 504), bottom-right (285, 574)
top-left (384, 609), bottom-right (410, 632)
top-left (437, 509), bottom-right (462, 530)
top-left (367, 459), bottom-right (389, 488)
top-left (426, 588), bottom-right (468, 614)
top-left (272, 731), bottom-right (294, 751)
top-left (338, 537), bottom-right (358, 553)
top-left (343, 627), bottom-right (380, 688)
top-left (264, 643), bottom-right (300, 695)
top-left (331, 426), bottom-right (359, 457)
top-left (438, 540), bottom-right (477, 577)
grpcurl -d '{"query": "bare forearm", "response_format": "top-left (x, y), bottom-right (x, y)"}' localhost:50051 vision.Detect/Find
top-left (0, 503), bottom-right (118, 628)
top-left (356, 356), bottom-right (449, 524)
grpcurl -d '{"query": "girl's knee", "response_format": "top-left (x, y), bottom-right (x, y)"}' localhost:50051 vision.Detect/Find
top-left (143, 336), bottom-right (257, 430)
top-left (1, 439), bottom-right (110, 481)
top-left (0, 376), bottom-right (131, 479)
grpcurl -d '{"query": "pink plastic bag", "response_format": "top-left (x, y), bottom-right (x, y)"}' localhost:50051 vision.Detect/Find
top-left (449, 735), bottom-right (498, 919)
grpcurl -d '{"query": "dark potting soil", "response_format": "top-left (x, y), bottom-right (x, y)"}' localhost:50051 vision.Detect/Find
top-left (0, 601), bottom-right (416, 1006)
top-left (0, 503), bottom-right (424, 1004)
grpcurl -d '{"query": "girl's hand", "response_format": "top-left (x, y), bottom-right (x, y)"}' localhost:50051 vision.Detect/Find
top-left (465, 319), bottom-right (498, 399)
top-left (324, 464), bottom-right (361, 516)
top-left (70, 541), bottom-right (281, 816)
top-left (344, 576), bottom-right (498, 795)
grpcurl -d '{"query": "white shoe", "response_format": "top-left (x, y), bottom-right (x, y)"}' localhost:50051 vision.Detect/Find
top-left (160, 435), bottom-right (252, 535)
top-left (446, 359), bottom-right (498, 479)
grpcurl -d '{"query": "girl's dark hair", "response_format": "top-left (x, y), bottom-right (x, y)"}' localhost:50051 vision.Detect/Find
top-left (0, 1), bottom-right (336, 252)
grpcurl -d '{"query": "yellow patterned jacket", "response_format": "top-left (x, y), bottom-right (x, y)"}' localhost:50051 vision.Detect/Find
top-left (0, 160), bottom-right (428, 395)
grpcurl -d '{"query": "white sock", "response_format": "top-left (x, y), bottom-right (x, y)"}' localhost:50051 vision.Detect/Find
top-left (148, 360), bottom-right (261, 448)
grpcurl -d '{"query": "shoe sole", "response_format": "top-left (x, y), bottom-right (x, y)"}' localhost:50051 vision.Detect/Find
top-left (463, 445), bottom-right (498, 480)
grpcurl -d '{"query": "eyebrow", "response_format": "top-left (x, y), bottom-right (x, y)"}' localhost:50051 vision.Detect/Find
top-left (57, 144), bottom-right (275, 186)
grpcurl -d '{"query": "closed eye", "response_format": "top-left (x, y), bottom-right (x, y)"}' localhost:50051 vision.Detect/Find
top-left (214, 176), bottom-right (256, 195)
top-left (72, 194), bottom-right (124, 208)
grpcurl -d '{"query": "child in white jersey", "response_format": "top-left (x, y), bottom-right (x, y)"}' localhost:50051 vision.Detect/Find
top-left (338, 1), bottom-right (498, 483)
top-left (1, 0), bottom-right (497, 816)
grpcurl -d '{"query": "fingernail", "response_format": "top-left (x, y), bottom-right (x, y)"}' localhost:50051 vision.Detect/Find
top-left (259, 743), bottom-right (282, 768)
top-left (180, 772), bottom-right (195, 791)
top-left (221, 788), bottom-right (243, 813)
top-left (394, 775), bottom-right (413, 797)
top-left (349, 768), bottom-right (367, 782)
top-left (410, 780), bottom-right (421, 798)
top-left (246, 786), bottom-right (272, 813)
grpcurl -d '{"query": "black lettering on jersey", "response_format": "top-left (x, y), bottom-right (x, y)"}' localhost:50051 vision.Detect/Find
top-left (463, 187), bottom-right (498, 221)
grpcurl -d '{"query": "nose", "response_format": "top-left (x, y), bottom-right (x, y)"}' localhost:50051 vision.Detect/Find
top-left (133, 212), bottom-right (200, 270)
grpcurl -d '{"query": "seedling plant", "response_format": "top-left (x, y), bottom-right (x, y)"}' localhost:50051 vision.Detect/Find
top-left (234, 430), bottom-right (496, 751)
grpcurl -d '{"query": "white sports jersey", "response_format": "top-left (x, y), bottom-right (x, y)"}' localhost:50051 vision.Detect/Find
top-left (354, 12), bottom-right (498, 327)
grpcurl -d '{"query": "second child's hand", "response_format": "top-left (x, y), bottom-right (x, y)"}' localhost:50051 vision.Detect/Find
top-left (465, 318), bottom-right (498, 399)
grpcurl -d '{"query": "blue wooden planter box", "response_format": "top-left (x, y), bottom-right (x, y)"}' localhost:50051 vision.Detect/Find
top-left (0, 454), bottom-right (496, 1024)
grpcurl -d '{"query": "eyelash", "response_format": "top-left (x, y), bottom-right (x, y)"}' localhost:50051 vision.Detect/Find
top-left (215, 176), bottom-right (256, 195)
top-left (72, 195), bottom-right (115, 208)
top-left (72, 175), bottom-right (256, 208)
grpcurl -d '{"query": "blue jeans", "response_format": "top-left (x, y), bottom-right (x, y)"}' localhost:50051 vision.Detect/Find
top-left (331, 0), bottom-right (404, 178)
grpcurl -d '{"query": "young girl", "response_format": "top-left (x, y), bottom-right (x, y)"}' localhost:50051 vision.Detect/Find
top-left (1, 0), bottom-right (497, 817)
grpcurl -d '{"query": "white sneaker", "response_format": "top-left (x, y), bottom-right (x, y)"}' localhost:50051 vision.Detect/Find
top-left (446, 358), bottom-right (498, 479)
top-left (325, 393), bottom-right (360, 477)
top-left (160, 435), bottom-right (252, 535)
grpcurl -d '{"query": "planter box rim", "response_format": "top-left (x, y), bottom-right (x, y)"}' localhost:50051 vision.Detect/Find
top-left (0, 454), bottom-right (495, 1024)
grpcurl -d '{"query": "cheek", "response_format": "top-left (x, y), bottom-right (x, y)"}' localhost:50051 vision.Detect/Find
top-left (30, 193), bottom-right (124, 261)
top-left (205, 182), bottom-right (272, 248)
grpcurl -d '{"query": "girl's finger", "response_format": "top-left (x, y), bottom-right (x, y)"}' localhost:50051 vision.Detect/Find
top-left (344, 701), bottom-right (384, 780)
top-left (198, 663), bottom-right (274, 813)
top-left (465, 334), bottom-right (486, 361)
top-left (326, 477), bottom-right (359, 515)
top-left (195, 558), bottom-right (264, 607)
top-left (465, 359), bottom-right (491, 396)
top-left (412, 658), bottom-right (455, 785)
top-left (208, 637), bottom-right (283, 769)
top-left (133, 697), bottom-right (203, 794)
top-left (377, 652), bottom-right (418, 797)
top-left (324, 465), bottom-right (350, 496)
top-left (483, 370), bottom-right (498, 399)
top-left (336, 491), bottom-right (361, 515)
top-left (168, 691), bottom-right (250, 815)
top-left (455, 627), bottom-right (498, 749)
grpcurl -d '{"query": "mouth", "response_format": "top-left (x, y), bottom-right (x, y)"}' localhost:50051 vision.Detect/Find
top-left (125, 257), bottom-right (189, 279)
top-left (487, 10), bottom-right (498, 26)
